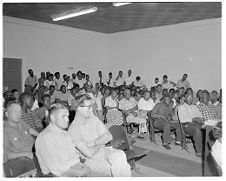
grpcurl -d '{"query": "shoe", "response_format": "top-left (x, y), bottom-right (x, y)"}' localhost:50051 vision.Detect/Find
top-left (195, 152), bottom-right (202, 157)
top-left (175, 141), bottom-right (181, 146)
top-left (163, 143), bottom-right (171, 150)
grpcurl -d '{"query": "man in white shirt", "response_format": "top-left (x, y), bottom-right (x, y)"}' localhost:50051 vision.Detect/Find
top-left (24, 69), bottom-right (38, 94)
top-left (134, 76), bottom-right (146, 88)
top-left (138, 91), bottom-right (155, 112)
top-left (114, 71), bottom-right (125, 87)
top-left (162, 75), bottom-right (176, 90)
top-left (75, 71), bottom-right (86, 88)
top-left (105, 72), bottom-right (114, 87)
top-left (177, 74), bottom-right (191, 90)
top-left (125, 69), bottom-right (134, 87)
top-left (95, 71), bottom-right (105, 87)
top-left (54, 72), bottom-right (63, 91)
top-left (178, 93), bottom-right (204, 157)
top-left (44, 74), bottom-right (56, 90)
top-left (35, 103), bottom-right (91, 177)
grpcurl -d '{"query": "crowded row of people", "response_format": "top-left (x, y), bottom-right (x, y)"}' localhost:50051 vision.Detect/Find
top-left (3, 68), bottom-right (222, 177)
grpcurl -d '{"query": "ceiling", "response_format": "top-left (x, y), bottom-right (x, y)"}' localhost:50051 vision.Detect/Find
top-left (3, 2), bottom-right (221, 34)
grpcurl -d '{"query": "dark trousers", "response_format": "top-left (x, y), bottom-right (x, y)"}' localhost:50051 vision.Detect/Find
top-left (182, 122), bottom-right (203, 153)
top-left (153, 118), bottom-right (182, 144)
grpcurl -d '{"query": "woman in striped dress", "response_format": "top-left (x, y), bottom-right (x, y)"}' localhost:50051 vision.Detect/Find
top-left (104, 89), bottom-right (124, 128)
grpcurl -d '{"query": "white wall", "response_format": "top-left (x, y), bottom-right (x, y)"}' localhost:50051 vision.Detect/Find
top-left (108, 18), bottom-right (221, 91)
top-left (3, 16), bottom-right (221, 92)
top-left (3, 16), bottom-right (109, 90)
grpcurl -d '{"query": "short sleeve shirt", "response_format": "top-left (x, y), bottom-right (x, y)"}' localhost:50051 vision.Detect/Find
top-left (4, 121), bottom-right (34, 161)
top-left (105, 96), bottom-right (117, 107)
top-left (197, 102), bottom-right (218, 121)
top-left (119, 97), bottom-right (137, 110)
top-left (68, 115), bottom-right (108, 145)
top-left (25, 76), bottom-right (37, 87)
top-left (35, 124), bottom-right (80, 176)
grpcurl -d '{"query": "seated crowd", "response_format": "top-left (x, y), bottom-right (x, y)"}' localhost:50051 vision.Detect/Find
top-left (3, 69), bottom-right (222, 177)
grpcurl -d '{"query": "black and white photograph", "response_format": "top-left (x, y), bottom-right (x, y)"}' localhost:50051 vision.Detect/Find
top-left (1, 0), bottom-right (223, 178)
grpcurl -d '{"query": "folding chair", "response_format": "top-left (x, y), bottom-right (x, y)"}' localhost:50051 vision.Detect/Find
top-left (108, 125), bottom-right (150, 171)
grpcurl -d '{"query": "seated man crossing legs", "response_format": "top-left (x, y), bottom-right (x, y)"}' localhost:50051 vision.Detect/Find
top-left (151, 94), bottom-right (182, 149)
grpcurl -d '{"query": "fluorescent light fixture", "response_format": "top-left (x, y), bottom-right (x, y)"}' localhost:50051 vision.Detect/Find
top-left (113, 3), bottom-right (131, 7)
top-left (52, 7), bottom-right (98, 21)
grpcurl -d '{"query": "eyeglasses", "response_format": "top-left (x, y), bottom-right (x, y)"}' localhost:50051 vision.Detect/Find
top-left (79, 105), bottom-right (93, 109)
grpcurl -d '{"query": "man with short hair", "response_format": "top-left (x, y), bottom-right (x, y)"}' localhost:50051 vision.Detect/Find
top-left (114, 71), bottom-right (125, 87)
top-left (20, 93), bottom-right (43, 132)
top-left (35, 103), bottom-right (92, 177)
top-left (4, 103), bottom-right (39, 162)
top-left (151, 94), bottom-right (182, 149)
top-left (54, 72), bottom-right (63, 91)
top-left (68, 94), bottom-right (131, 177)
top-left (177, 74), bottom-right (191, 90)
top-left (125, 69), bottom-right (134, 87)
top-left (44, 74), bottom-right (56, 91)
top-left (119, 89), bottom-right (147, 137)
top-left (178, 94), bottom-right (204, 157)
top-left (106, 72), bottom-right (114, 87)
top-left (24, 69), bottom-right (38, 94)
top-left (162, 75), bottom-right (176, 90)
top-left (134, 76), bottom-right (145, 88)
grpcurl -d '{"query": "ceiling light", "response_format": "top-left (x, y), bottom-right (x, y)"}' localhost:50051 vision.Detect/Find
top-left (113, 3), bottom-right (131, 7)
top-left (52, 7), bottom-right (98, 21)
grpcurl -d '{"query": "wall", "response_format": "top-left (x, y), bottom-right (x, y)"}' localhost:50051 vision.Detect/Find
top-left (3, 16), bottom-right (109, 90)
top-left (3, 16), bottom-right (221, 92)
top-left (108, 18), bottom-right (221, 91)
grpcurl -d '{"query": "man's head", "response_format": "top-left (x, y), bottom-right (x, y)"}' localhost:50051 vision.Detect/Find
top-left (77, 71), bottom-right (83, 79)
top-left (136, 76), bottom-right (141, 82)
top-left (124, 89), bottom-right (131, 100)
top-left (55, 72), bottom-right (60, 79)
top-left (41, 72), bottom-right (45, 78)
top-left (109, 72), bottom-right (112, 78)
top-left (182, 74), bottom-right (188, 81)
top-left (75, 94), bottom-right (93, 119)
top-left (178, 87), bottom-right (185, 96)
top-left (6, 103), bottom-right (22, 123)
top-left (155, 78), bottom-right (159, 84)
top-left (85, 84), bottom-right (92, 93)
top-left (185, 88), bottom-right (193, 95)
top-left (143, 91), bottom-right (150, 101)
top-left (128, 69), bottom-right (132, 76)
top-left (150, 91), bottom-right (157, 101)
top-left (111, 89), bottom-right (118, 99)
top-left (163, 75), bottom-right (168, 82)
top-left (72, 73), bottom-right (76, 79)
top-left (48, 74), bottom-right (54, 81)
top-left (185, 93), bottom-right (193, 105)
top-left (156, 84), bottom-right (162, 93)
top-left (86, 74), bottom-right (90, 80)
top-left (98, 71), bottom-right (102, 77)
top-left (11, 89), bottom-right (19, 100)
top-left (19, 92), bottom-right (34, 110)
top-left (28, 69), bottom-right (33, 77)
top-left (60, 85), bottom-right (66, 94)
top-left (210, 90), bottom-right (218, 104)
top-left (134, 91), bottom-right (141, 102)
top-left (201, 90), bottom-right (210, 105)
top-left (49, 104), bottom-right (69, 129)
top-left (119, 71), bottom-right (123, 77)
top-left (49, 85), bottom-right (55, 94)
top-left (162, 94), bottom-right (171, 106)
top-left (82, 73), bottom-right (86, 79)
top-left (41, 94), bottom-right (51, 108)
top-left (196, 89), bottom-right (203, 101)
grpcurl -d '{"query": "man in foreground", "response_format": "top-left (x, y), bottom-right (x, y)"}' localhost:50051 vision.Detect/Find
top-left (68, 94), bottom-right (131, 177)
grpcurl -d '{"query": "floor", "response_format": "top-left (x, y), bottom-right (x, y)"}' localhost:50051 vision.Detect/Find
top-left (130, 131), bottom-right (202, 177)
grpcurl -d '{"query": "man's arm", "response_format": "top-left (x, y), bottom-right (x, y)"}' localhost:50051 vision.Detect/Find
top-left (76, 142), bottom-right (101, 158)
top-left (29, 127), bottom-right (39, 137)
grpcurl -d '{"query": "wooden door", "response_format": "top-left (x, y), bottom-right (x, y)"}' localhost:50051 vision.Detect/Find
top-left (3, 58), bottom-right (22, 93)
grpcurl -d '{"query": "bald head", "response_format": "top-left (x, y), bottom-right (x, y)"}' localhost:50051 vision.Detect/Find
top-left (6, 103), bottom-right (22, 123)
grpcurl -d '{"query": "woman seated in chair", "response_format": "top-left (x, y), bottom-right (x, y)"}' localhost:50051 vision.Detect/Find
top-left (104, 89), bottom-right (124, 128)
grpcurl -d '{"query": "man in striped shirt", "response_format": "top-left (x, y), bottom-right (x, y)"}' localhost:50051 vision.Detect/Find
top-left (20, 93), bottom-right (43, 132)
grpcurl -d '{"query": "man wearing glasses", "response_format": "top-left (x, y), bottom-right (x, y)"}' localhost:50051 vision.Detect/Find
top-left (68, 94), bottom-right (131, 177)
